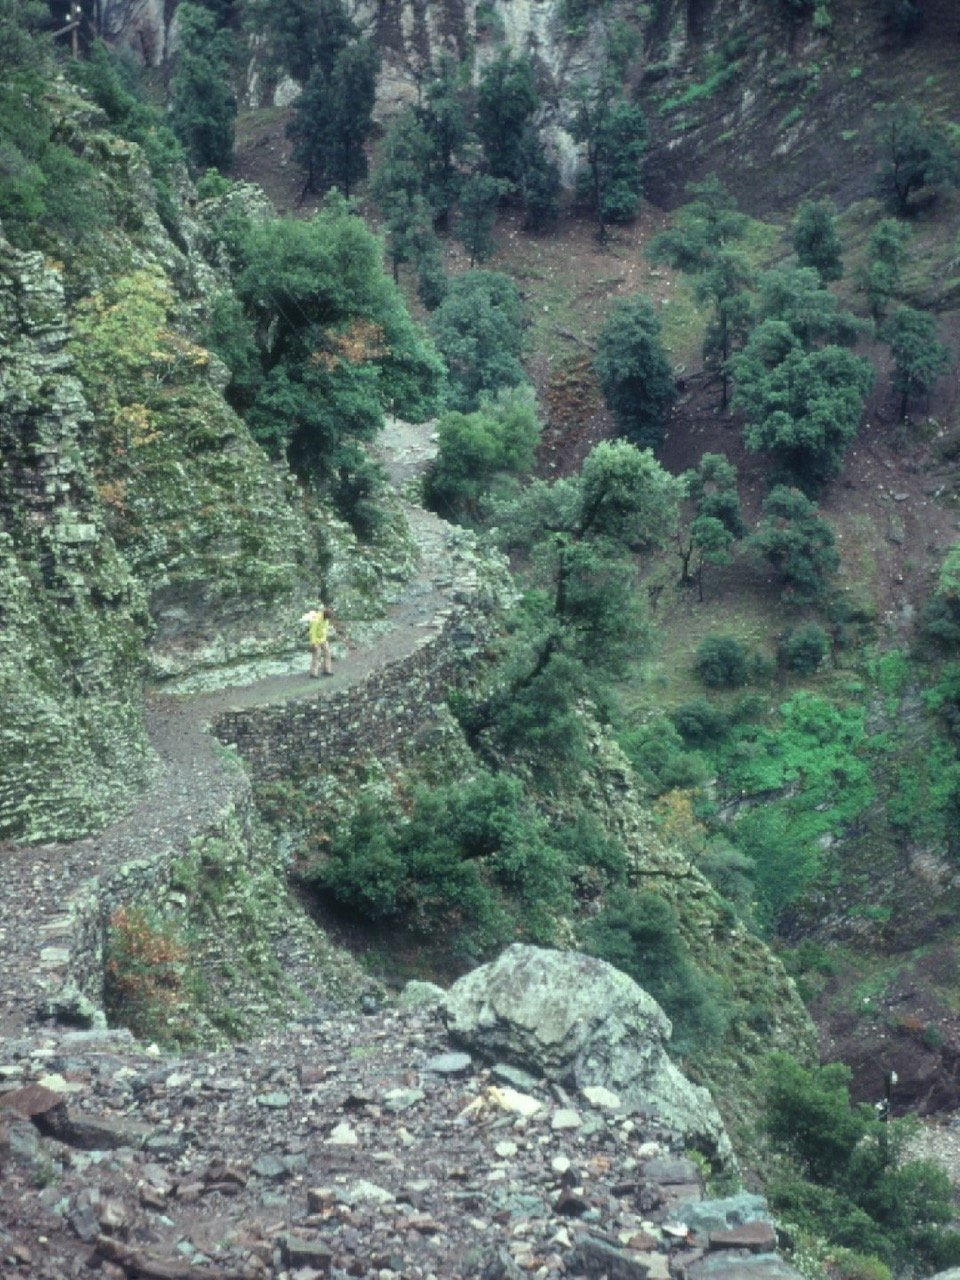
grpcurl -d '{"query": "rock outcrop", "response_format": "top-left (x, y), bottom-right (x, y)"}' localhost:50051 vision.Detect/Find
top-left (0, 232), bottom-right (154, 842)
top-left (444, 944), bottom-right (733, 1165)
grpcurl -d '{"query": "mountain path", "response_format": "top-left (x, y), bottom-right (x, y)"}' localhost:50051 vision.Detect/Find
top-left (0, 419), bottom-right (458, 1037)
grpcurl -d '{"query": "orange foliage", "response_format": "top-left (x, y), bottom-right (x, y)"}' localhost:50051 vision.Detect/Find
top-left (311, 320), bottom-right (389, 370)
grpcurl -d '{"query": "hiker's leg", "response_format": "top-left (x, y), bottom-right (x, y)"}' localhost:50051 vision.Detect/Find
top-left (310, 644), bottom-right (321, 677)
top-left (323, 641), bottom-right (332, 675)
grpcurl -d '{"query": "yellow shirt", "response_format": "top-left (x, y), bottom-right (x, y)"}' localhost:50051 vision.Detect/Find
top-left (308, 613), bottom-right (329, 645)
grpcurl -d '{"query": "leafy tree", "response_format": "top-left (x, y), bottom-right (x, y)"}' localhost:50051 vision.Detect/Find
top-left (649, 174), bottom-right (749, 272)
top-left (457, 171), bottom-right (509, 265)
top-left (619, 717), bottom-right (709, 795)
top-left (750, 485), bottom-right (839, 603)
top-left (792, 198), bottom-right (843, 282)
top-left (686, 451), bottom-right (746, 537)
top-left (595, 295), bottom-right (677, 448)
top-left (471, 442), bottom-right (683, 771)
top-left (650, 178), bottom-right (751, 406)
top-left (764, 1054), bottom-right (872, 1186)
top-left (672, 699), bottom-right (730, 748)
top-left (415, 243), bottom-right (448, 311)
top-left (677, 453), bottom-right (744, 597)
top-left (875, 103), bottom-right (959, 216)
top-left (860, 218), bottom-right (910, 322)
top-left (571, 76), bottom-right (647, 240)
top-left (734, 268), bottom-right (870, 490)
top-left (762, 1052), bottom-right (957, 1269)
top-left (288, 38), bottom-right (379, 195)
top-left (579, 891), bottom-right (727, 1053)
top-left (423, 386), bottom-right (540, 522)
top-left (754, 266), bottom-right (864, 349)
top-left (476, 52), bottom-right (538, 184)
top-left (518, 127), bottom-right (562, 231)
top-left (698, 250), bottom-right (754, 408)
top-left (430, 270), bottom-right (527, 411)
top-left (370, 108), bottom-right (441, 281)
top-left (735, 340), bottom-right (874, 491)
top-left (168, 4), bottom-right (237, 171)
top-left (222, 198), bottom-right (445, 508)
top-left (695, 634), bottom-right (750, 688)
top-left (778, 622), bottom-right (830, 673)
top-left (882, 306), bottom-right (950, 420)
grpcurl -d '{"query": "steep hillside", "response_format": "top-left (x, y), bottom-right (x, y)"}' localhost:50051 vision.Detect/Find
top-left (4, 4), bottom-right (960, 1275)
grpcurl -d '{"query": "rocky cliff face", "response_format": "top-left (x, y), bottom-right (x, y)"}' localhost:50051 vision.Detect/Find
top-left (0, 234), bottom-right (154, 842)
top-left (0, 94), bottom-right (321, 841)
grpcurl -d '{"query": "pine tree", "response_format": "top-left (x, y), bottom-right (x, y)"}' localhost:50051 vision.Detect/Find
top-left (457, 171), bottom-right (508, 265)
top-left (882, 306), bottom-right (950, 420)
top-left (476, 52), bottom-right (538, 184)
top-left (595, 295), bottom-right (676, 448)
top-left (287, 37), bottom-right (379, 195)
top-left (417, 55), bottom-right (469, 230)
top-left (572, 76), bottom-right (647, 241)
top-left (168, 3), bottom-right (237, 171)
top-left (792, 198), bottom-right (843, 283)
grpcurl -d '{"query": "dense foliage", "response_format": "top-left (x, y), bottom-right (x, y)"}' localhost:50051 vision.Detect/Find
top-left (762, 1054), bottom-right (960, 1270)
top-left (169, 4), bottom-right (237, 171)
top-left (423, 386), bottom-right (541, 522)
top-left (430, 271), bottom-right (527, 411)
top-left (595, 295), bottom-right (677, 448)
top-left (205, 196), bottom-right (445, 528)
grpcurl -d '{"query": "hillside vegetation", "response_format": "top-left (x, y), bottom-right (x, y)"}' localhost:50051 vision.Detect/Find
top-left (2, 0), bottom-right (960, 1274)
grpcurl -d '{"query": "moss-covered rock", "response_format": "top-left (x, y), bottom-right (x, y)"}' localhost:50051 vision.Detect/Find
top-left (0, 237), bottom-right (153, 842)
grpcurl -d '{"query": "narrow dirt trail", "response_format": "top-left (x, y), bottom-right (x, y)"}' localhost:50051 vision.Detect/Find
top-left (0, 420), bottom-right (457, 1036)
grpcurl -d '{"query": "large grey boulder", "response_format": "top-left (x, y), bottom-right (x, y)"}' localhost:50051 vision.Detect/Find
top-left (444, 944), bottom-right (732, 1163)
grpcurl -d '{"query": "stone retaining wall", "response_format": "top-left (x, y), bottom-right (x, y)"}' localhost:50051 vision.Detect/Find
top-left (44, 593), bottom-right (483, 1027)
top-left (213, 606), bottom-right (483, 781)
top-left (43, 779), bottom-right (255, 1028)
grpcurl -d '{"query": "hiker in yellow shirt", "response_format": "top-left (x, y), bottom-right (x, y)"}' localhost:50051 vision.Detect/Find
top-left (306, 606), bottom-right (333, 678)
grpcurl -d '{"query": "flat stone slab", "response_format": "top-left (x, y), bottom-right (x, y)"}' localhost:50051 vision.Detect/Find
top-left (574, 1233), bottom-right (664, 1279)
top-left (642, 1157), bottom-right (702, 1185)
top-left (422, 1052), bottom-right (472, 1075)
top-left (709, 1223), bottom-right (778, 1253)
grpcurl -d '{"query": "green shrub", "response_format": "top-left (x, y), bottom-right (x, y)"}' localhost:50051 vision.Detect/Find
top-left (315, 771), bottom-right (574, 959)
top-left (672, 699), bottom-right (730, 747)
top-left (695, 634), bottom-right (750, 688)
top-left (699, 838), bottom-right (755, 917)
top-left (0, 72), bottom-right (109, 251)
top-left (423, 386), bottom-right (540, 523)
top-left (733, 806), bottom-right (821, 931)
top-left (70, 41), bottom-right (186, 232)
top-left (778, 622), bottom-right (830, 673)
top-left (580, 890), bottom-right (728, 1054)
top-left (319, 795), bottom-right (405, 919)
top-left (619, 718), bottom-right (709, 795)
top-left (552, 813), bottom-right (627, 891)
top-left (430, 270), bottom-right (527, 411)
top-left (761, 1052), bottom-right (958, 1269)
